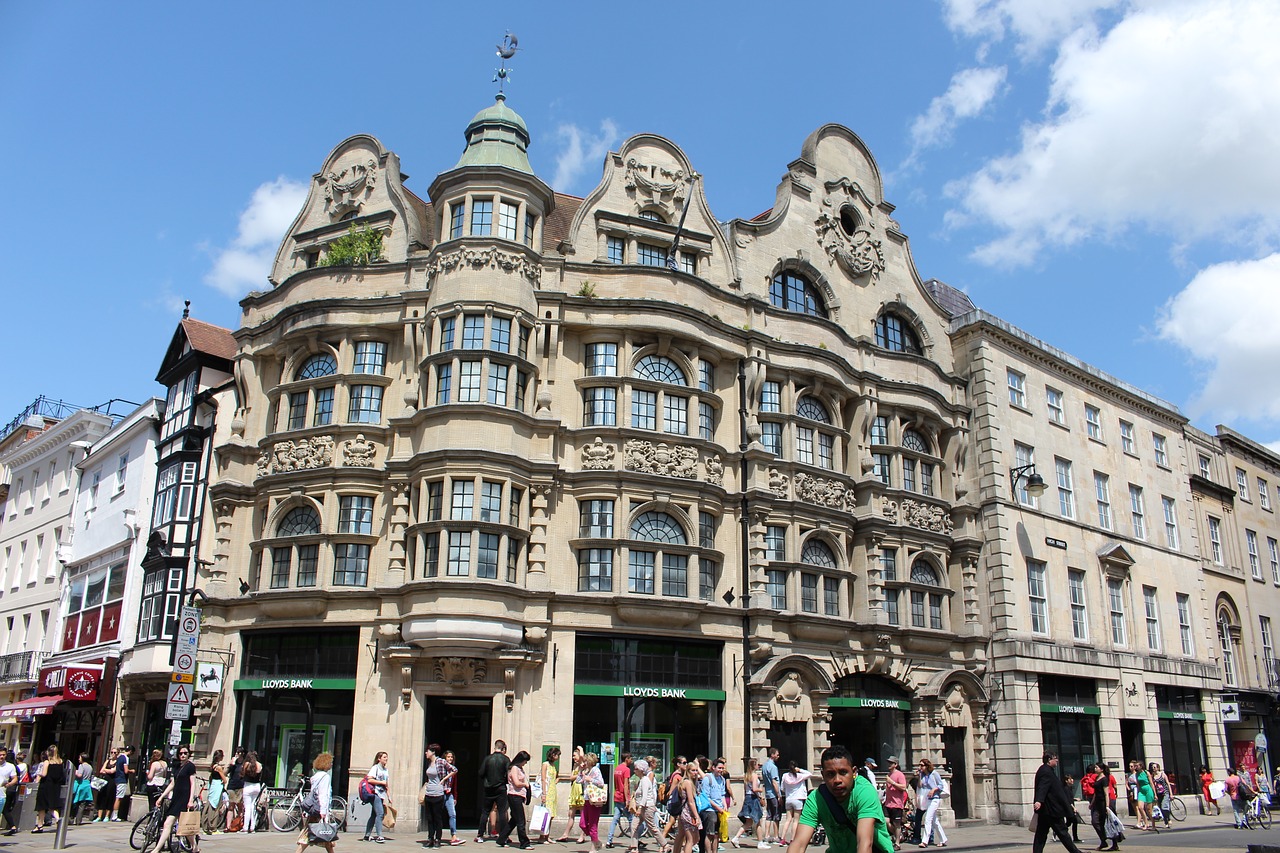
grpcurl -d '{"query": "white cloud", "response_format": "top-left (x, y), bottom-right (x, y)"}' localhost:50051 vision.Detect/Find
top-left (551, 120), bottom-right (620, 194)
top-left (944, 0), bottom-right (1280, 267)
top-left (1156, 252), bottom-right (1280, 423)
top-left (205, 177), bottom-right (308, 297)
top-left (908, 66), bottom-right (1007, 154)
top-left (943, 0), bottom-right (1123, 58)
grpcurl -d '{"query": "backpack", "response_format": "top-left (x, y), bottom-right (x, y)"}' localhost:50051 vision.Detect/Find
top-left (359, 778), bottom-right (376, 803)
top-left (664, 774), bottom-right (683, 813)
top-left (1081, 775), bottom-right (1096, 799)
top-left (302, 786), bottom-right (320, 818)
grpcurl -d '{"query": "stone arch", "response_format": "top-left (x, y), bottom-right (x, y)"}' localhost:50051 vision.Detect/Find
top-left (264, 494), bottom-right (326, 538)
top-left (1216, 592), bottom-right (1241, 624)
top-left (767, 256), bottom-right (842, 318)
top-left (874, 299), bottom-right (933, 353)
top-left (918, 667), bottom-right (989, 703)
top-left (281, 342), bottom-right (342, 386)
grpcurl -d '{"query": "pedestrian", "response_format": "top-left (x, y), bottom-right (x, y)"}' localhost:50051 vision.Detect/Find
top-left (293, 751), bottom-right (336, 853)
top-left (1088, 763), bottom-right (1121, 851)
top-left (363, 750), bottom-right (391, 843)
top-left (441, 749), bottom-right (463, 845)
top-left (34, 745), bottom-right (68, 831)
top-left (538, 747), bottom-right (561, 844)
top-left (503, 750), bottom-right (534, 849)
top-left (782, 744), bottom-right (894, 853)
top-left (779, 761), bottom-right (814, 845)
top-left (421, 744), bottom-right (449, 848)
top-left (202, 750), bottom-right (228, 834)
top-left (660, 756), bottom-right (689, 849)
top-left (477, 739), bottom-right (511, 844)
top-left (559, 746), bottom-right (588, 844)
top-left (0, 748), bottom-right (14, 831)
top-left (578, 751), bottom-right (607, 852)
top-left (630, 758), bottom-right (666, 852)
top-left (1226, 766), bottom-right (1251, 829)
top-left (881, 756), bottom-right (909, 850)
top-left (1031, 752), bottom-right (1083, 853)
top-left (1131, 762), bottom-right (1155, 831)
top-left (861, 758), bottom-right (878, 788)
top-left (241, 749), bottom-right (264, 833)
top-left (1062, 774), bottom-right (1082, 843)
top-left (760, 747), bottom-right (781, 847)
top-left (72, 751), bottom-right (96, 823)
top-left (607, 753), bottom-right (635, 848)
top-left (112, 745), bottom-right (133, 821)
top-left (146, 748), bottom-right (169, 810)
top-left (914, 759), bottom-right (947, 849)
top-left (731, 756), bottom-right (764, 848)
top-left (1149, 764), bottom-right (1171, 829)
top-left (673, 757), bottom-right (705, 853)
top-left (1198, 766), bottom-right (1218, 816)
top-left (92, 747), bottom-right (117, 823)
top-left (146, 744), bottom-right (197, 853)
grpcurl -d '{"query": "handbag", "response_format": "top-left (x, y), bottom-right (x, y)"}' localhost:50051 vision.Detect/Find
top-left (585, 782), bottom-right (608, 806)
top-left (530, 776), bottom-right (543, 800)
top-left (90, 776), bottom-right (109, 791)
top-left (177, 809), bottom-right (201, 837)
top-left (309, 819), bottom-right (339, 844)
top-left (1027, 812), bottom-right (1039, 834)
top-left (530, 805), bottom-right (551, 834)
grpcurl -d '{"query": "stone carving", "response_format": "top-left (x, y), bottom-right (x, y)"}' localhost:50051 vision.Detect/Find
top-left (342, 434), bottom-right (376, 467)
top-left (704, 454), bottom-right (724, 486)
top-left (900, 499), bottom-right (954, 534)
top-left (321, 158), bottom-right (377, 217)
top-left (623, 440), bottom-right (698, 479)
top-left (581, 437), bottom-right (616, 470)
top-left (793, 472), bottom-right (856, 511)
top-left (768, 467), bottom-right (789, 498)
top-left (624, 157), bottom-right (691, 215)
top-left (815, 179), bottom-right (886, 283)
top-left (257, 436), bottom-right (335, 476)
top-left (433, 656), bottom-right (488, 686)
top-left (775, 672), bottom-right (804, 705)
top-left (426, 246), bottom-right (542, 286)
top-left (881, 498), bottom-right (899, 522)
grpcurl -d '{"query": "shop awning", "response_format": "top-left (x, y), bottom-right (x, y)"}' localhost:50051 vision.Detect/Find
top-left (0, 695), bottom-right (60, 721)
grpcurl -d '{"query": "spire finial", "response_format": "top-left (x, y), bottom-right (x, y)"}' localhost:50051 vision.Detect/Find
top-left (493, 31), bottom-right (519, 95)
top-left (183, 300), bottom-right (191, 319)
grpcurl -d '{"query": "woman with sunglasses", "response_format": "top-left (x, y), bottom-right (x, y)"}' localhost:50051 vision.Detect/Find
top-left (147, 747), bottom-right (198, 853)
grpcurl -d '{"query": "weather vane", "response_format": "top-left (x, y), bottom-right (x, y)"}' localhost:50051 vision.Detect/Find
top-left (493, 31), bottom-right (519, 94)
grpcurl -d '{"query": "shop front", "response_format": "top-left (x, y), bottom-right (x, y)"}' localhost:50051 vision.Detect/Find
top-left (827, 675), bottom-right (912, 766)
top-left (20, 662), bottom-right (109, 759)
top-left (572, 634), bottom-right (724, 788)
top-left (1222, 691), bottom-right (1275, 786)
top-left (1154, 685), bottom-right (1208, 797)
top-left (1039, 675), bottom-right (1101, 790)
top-left (233, 628), bottom-right (358, 796)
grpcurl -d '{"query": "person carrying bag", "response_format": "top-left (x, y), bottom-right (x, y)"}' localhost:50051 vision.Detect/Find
top-left (294, 752), bottom-right (337, 853)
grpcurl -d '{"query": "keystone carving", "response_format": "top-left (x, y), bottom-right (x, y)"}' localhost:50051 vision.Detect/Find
top-left (426, 247), bottom-right (542, 286)
top-left (433, 657), bottom-right (488, 685)
top-left (342, 434), bottom-right (376, 467)
top-left (793, 472), bottom-right (856, 511)
top-left (581, 437), bottom-right (616, 470)
top-left (623, 440), bottom-right (698, 479)
top-left (257, 436), bottom-right (335, 477)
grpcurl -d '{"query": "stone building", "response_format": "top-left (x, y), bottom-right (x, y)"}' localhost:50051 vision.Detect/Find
top-left (196, 95), bottom-right (997, 822)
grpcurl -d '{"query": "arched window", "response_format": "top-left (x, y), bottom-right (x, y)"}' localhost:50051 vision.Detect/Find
top-left (638, 210), bottom-right (665, 222)
top-left (795, 395), bottom-right (837, 470)
top-left (770, 271), bottom-right (828, 318)
top-left (910, 559), bottom-right (940, 585)
top-left (801, 540), bottom-right (838, 568)
top-left (902, 429), bottom-right (928, 453)
top-left (796, 396), bottom-right (832, 424)
top-left (874, 313), bottom-right (922, 355)
top-left (278, 506), bottom-right (321, 537)
top-left (634, 355), bottom-right (688, 386)
top-left (296, 354), bottom-right (338, 380)
top-left (1218, 608), bottom-right (1239, 687)
top-left (628, 511), bottom-right (689, 597)
top-left (908, 558), bottom-right (945, 630)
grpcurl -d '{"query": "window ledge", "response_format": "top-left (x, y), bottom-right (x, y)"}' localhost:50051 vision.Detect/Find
top-left (1009, 402), bottom-right (1032, 415)
top-left (1049, 420), bottom-right (1070, 432)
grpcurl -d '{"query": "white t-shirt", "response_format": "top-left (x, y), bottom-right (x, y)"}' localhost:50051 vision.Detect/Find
top-left (368, 763), bottom-right (389, 801)
top-left (0, 761), bottom-right (15, 791)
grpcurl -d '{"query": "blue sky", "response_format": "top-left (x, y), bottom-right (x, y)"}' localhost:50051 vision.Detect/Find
top-left (3, 1), bottom-right (1279, 447)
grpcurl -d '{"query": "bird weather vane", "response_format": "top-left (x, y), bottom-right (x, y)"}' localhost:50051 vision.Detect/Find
top-left (493, 32), bottom-right (519, 94)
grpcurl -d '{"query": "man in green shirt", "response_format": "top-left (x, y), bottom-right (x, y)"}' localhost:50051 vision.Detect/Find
top-left (785, 746), bottom-right (894, 853)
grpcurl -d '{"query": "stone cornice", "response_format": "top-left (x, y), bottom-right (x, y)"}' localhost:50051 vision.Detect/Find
top-left (0, 410), bottom-right (112, 469)
top-left (1216, 425), bottom-right (1280, 473)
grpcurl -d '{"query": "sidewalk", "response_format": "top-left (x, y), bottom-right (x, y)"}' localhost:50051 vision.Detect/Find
top-left (5, 814), bottom-right (1267, 853)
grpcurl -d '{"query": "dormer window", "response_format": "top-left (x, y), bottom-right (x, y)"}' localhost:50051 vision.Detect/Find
top-left (874, 312), bottom-right (922, 355)
top-left (770, 271), bottom-right (828, 318)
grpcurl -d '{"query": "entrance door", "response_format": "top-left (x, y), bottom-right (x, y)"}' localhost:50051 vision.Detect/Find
top-left (1120, 719), bottom-right (1144, 816)
top-left (426, 698), bottom-right (492, 829)
top-left (768, 721), bottom-right (807, 771)
top-left (942, 727), bottom-right (969, 819)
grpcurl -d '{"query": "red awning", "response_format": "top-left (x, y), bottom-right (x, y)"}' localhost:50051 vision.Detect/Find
top-left (0, 695), bottom-right (60, 721)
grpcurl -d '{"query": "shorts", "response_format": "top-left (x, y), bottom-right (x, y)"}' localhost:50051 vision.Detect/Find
top-left (116, 783), bottom-right (130, 799)
top-left (885, 807), bottom-right (903, 824)
top-left (700, 808), bottom-right (718, 834)
top-left (766, 799), bottom-right (781, 823)
top-left (785, 797), bottom-right (805, 812)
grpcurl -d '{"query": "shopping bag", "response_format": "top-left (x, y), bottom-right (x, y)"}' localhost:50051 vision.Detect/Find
top-left (1209, 781), bottom-right (1226, 800)
top-left (90, 776), bottom-right (109, 791)
top-left (384, 803), bottom-right (398, 830)
top-left (718, 811), bottom-right (729, 842)
top-left (177, 809), bottom-right (201, 837)
top-left (530, 805), bottom-right (551, 834)
top-left (309, 820), bottom-right (339, 844)
top-left (1027, 812), bottom-right (1039, 834)
top-left (1104, 809), bottom-right (1125, 840)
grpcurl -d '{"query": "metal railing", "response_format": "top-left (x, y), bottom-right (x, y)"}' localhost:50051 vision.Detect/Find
top-left (0, 396), bottom-right (83, 444)
top-left (0, 650), bottom-right (44, 684)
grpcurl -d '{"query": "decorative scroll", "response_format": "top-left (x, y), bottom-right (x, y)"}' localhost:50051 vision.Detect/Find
top-left (815, 179), bottom-right (885, 283)
top-left (793, 472), bottom-right (856, 511)
top-left (623, 440), bottom-right (698, 479)
top-left (581, 437), bottom-right (616, 470)
top-left (342, 434), bottom-right (376, 467)
top-left (624, 157), bottom-right (691, 215)
top-left (900, 499), bottom-right (954, 534)
top-left (256, 436), bottom-right (335, 477)
top-left (321, 158), bottom-right (377, 217)
top-left (426, 246), bottom-right (542, 286)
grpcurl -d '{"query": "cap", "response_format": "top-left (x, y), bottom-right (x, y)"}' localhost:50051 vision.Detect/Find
top-left (886, 757), bottom-right (900, 765)
top-left (634, 759), bottom-right (650, 774)
top-left (864, 757), bottom-right (878, 767)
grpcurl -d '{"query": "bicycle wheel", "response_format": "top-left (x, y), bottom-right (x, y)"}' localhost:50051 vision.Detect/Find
top-left (1169, 797), bottom-right (1187, 821)
top-left (1257, 804), bottom-right (1273, 829)
top-left (271, 802), bottom-right (303, 832)
top-left (329, 796), bottom-right (348, 831)
top-left (131, 809), bottom-right (161, 850)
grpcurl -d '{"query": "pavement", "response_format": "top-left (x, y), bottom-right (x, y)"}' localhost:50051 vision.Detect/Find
top-left (6, 815), bottom-right (1280, 853)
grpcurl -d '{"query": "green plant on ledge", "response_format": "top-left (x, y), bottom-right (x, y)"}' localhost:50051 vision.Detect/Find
top-left (577, 281), bottom-right (597, 298)
top-left (322, 225), bottom-right (384, 267)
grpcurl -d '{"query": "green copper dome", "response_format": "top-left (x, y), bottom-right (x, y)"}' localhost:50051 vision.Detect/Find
top-left (455, 93), bottom-right (533, 174)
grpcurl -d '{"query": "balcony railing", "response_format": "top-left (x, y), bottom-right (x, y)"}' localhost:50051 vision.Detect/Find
top-left (0, 650), bottom-right (44, 684)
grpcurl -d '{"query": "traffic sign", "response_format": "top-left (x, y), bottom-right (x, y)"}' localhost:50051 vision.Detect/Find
top-left (175, 651), bottom-right (196, 675)
top-left (171, 672), bottom-right (194, 684)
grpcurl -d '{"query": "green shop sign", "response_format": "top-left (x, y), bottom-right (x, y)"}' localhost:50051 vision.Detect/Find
top-left (574, 684), bottom-right (726, 701)
top-left (233, 678), bottom-right (356, 691)
top-left (828, 697), bottom-right (912, 711)
top-left (1040, 703), bottom-right (1102, 716)
top-left (1157, 710), bottom-right (1206, 721)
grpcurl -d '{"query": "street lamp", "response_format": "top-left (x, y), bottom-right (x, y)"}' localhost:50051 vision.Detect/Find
top-left (1009, 463), bottom-right (1048, 499)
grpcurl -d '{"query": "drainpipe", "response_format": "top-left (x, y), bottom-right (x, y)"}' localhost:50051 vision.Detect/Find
top-left (738, 360), bottom-right (752, 761)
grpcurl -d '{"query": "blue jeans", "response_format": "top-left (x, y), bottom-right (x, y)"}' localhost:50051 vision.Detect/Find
top-left (366, 795), bottom-right (386, 838)
top-left (446, 793), bottom-right (457, 835)
top-left (607, 804), bottom-right (633, 843)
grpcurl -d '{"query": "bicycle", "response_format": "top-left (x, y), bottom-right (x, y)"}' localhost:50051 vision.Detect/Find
top-left (1246, 793), bottom-right (1273, 830)
top-left (269, 779), bottom-right (348, 832)
top-left (129, 803), bottom-right (200, 852)
top-left (1151, 796), bottom-right (1186, 824)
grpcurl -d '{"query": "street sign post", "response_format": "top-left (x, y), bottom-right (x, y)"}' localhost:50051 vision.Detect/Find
top-left (166, 606), bottom-right (202, 721)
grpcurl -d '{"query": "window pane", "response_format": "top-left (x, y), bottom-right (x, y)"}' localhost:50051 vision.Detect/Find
top-left (629, 550), bottom-right (655, 594)
top-left (451, 481), bottom-right (474, 520)
top-left (333, 543), bottom-right (370, 586)
top-left (471, 199), bottom-right (492, 235)
top-left (354, 341), bottom-right (387, 375)
top-left (348, 385), bottom-right (383, 423)
top-left (339, 495), bottom-right (374, 534)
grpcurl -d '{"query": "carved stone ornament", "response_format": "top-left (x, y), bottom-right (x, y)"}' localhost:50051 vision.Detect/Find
top-left (775, 672), bottom-right (805, 705)
top-left (581, 437), bottom-right (616, 470)
top-left (900, 499), bottom-right (954, 534)
top-left (257, 435), bottom-right (335, 477)
top-left (881, 498), bottom-right (899, 522)
top-left (623, 440), bottom-right (698, 479)
top-left (433, 656), bottom-right (488, 686)
top-left (342, 434), bottom-right (376, 467)
top-left (768, 467), bottom-right (790, 498)
top-left (426, 246), bottom-right (542, 286)
top-left (793, 472), bottom-right (856, 511)
top-left (704, 454), bottom-right (724, 486)
top-left (321, 158), bottom-right (377, 218)
top-left (624, 157), bottom-right (691, 216)
top-left (814, 179), bottom-right (886, 283)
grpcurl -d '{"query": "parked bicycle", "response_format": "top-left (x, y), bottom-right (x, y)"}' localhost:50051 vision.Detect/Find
top-left (269, 778), bottom-right (348, 832)
top-left (1246, 792), bottom-right (1273, 830)
top-left (1151, 796), bottom-right (1187, 823)
top-left (129, 801), bottom-right (199, 852)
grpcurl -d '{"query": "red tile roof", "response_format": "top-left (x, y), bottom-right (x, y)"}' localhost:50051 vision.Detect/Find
top-left (181, 318), bottom-right (237, 361)
top-left (544, 192), bottom-right (584, 249)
